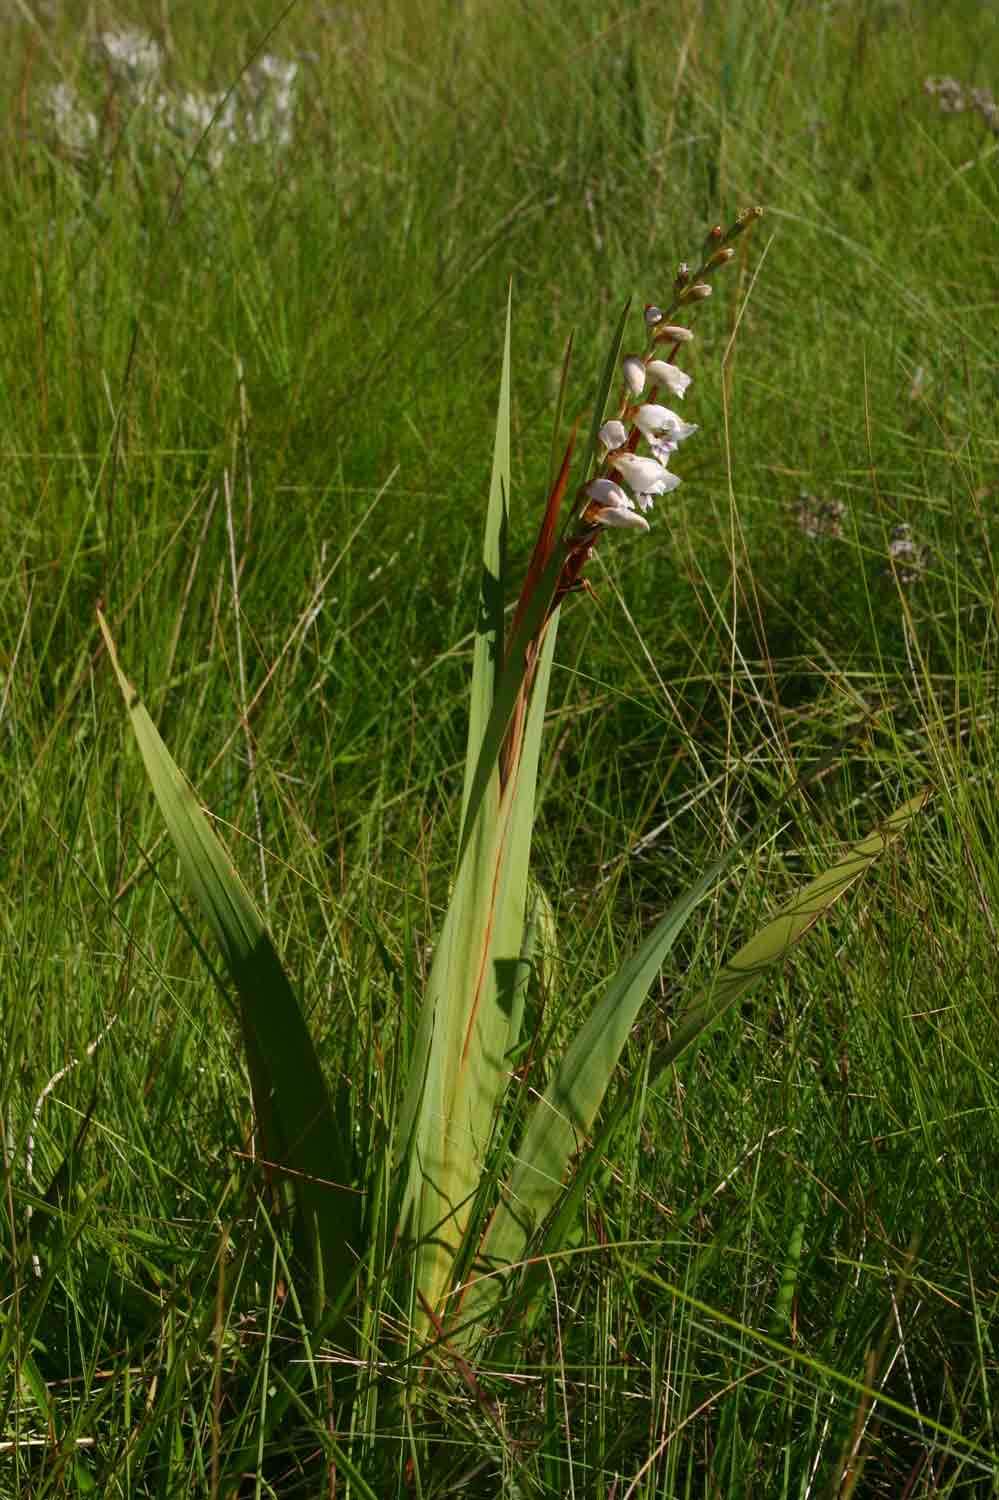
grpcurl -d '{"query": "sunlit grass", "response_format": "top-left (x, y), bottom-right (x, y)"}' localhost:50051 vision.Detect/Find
top-left (2, 0), bottom-right (998, 1494)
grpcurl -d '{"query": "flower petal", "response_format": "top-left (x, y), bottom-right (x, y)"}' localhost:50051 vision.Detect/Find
top-left (634, 404), bottom-right (698, 444)
top-left (585, 477), bottom-right (634, 510)
top-left (646, 360), bottom-right (693, 400)
top-left (610, 452), bottom-right (677, 496)
top-left (649, 438), bottom-right (678, 466)
top-left (595, 504), bottom-right (650, 531)
top-left (622, 356), bottom-right (646, 397)
top-left (597, 420), bottom-right (628, 451)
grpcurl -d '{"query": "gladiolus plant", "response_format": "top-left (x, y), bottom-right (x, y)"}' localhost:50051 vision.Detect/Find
top-left (98, 209), bottom-right (926, 1394)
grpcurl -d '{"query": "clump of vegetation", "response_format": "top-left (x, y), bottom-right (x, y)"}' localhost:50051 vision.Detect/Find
top-left (3, 3), bottom-right (997, 1495)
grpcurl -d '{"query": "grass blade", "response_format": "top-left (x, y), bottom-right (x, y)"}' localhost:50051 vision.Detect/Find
top-left (470, 790), bottom-right (929, 1330)
top-left (581, 296), bottom-right (631, 480)
top-left (97, 611), bottom-right (360, 1315)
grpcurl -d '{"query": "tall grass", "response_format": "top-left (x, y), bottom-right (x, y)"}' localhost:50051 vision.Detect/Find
top-left (2, 0), bottom-right (998, 1494)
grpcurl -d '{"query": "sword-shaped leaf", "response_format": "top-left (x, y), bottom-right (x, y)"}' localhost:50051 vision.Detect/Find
top-left (467, 791), bottom-right (929, 1333)
top-left (97, 611), bottom-right (360, 1315)
top-left (395, 299), bottom-right (571, 1326)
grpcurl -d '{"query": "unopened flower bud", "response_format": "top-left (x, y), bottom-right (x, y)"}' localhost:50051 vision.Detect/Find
top-left (622, 355), bottom-right (646, 396)
top-left (654, 324), bottom-right (694, 345)
top-left (706, 224), bottom-right (724, 246)
top-left (707, 246), bottom-right (736, 269)
top-left (728, 206), bottom-right (764, 239)
top-left (674, 262), bottom-right (690, 290)
top-left (644, 304), bottom-right (664, 327)
top-left (681, 282), bottom-right (712, 302)
top-left (598, 419), bottom-right (628, 451)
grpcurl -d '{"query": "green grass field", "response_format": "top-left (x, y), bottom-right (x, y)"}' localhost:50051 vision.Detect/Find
top-left (3, 1), bottom-right (999, 1494)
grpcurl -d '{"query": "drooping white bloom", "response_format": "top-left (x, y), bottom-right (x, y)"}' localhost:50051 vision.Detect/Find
top-left (597, 420), bottom-right (628, 451)
top-left (622, 356), bottom-right (646, 397)
top-left (646, 360), bottom-right (692, 400)
top-left (610, 453), bottom-right (681, 504)
top-left (597, 504), bottom-right (650, 531)
top-left (634, 404), bottom-right (698, 444)
top-left (255, 55), bottom-right (300, 91)
top-left (644, 305), bottom-right (664, 326)
top-left (585, 477), bottom-right (635, 510)
top-left (584, 477), bottom-right (650, 531)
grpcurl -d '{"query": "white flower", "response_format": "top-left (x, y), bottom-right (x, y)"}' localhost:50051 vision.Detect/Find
top-left (598, 420), bottom-right (628, 451)
top-left (622, 356), bottom-right (646, 397)
top-left (645, 360), bottom-right (692, 400)
top-left (644, 305), bottom-right (664, 326)
top-left (658, 324), bottom-right (694, 343)
top-left (101, 28), bottom-right (163, 84)
top-left (584, 477), bottom-right (650, 531)
top-left (585, 478), bottom-right (634, 510)
top-left (634, 404), bottom-right (698, 444)
top-left (597, 504), bottom-right (650, 531)
top-left (610, 453), bottom-right (681, 503)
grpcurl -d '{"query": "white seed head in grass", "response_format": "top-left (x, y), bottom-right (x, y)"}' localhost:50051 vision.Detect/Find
top-left (100, 27), bottom-right (163, 84)
top-left (44, 83), bottom-right (98, 152)
top-left (245, 55), bottom-right (300, 147)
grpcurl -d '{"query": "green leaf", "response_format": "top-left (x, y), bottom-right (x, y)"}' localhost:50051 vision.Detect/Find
top-left (97, 612), bottom-right (360, 1317)
top-left (582, 297), bottom-right (631, 481)
top-left (468, 791), bottom-right (929, 1332)
top-left (649, 790), bottom-right (930, 1083)
top-left (459, 281), bottom-right (513, 843)
top-left (395, 294), bottom-right (564, 1327)
top-left (454, 544), bottom-right (564, 875)
top-left (546, 330), bottom-right (575, 497)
